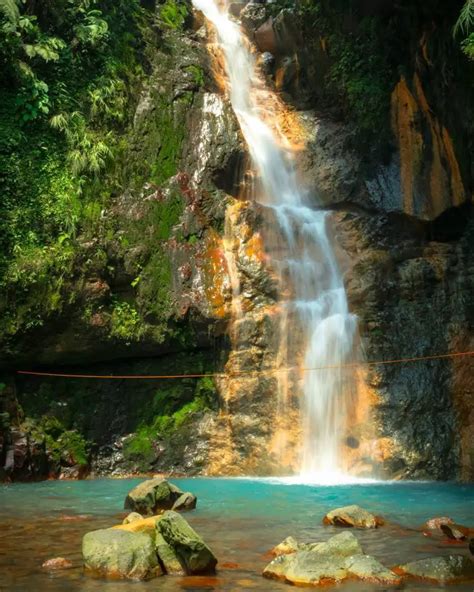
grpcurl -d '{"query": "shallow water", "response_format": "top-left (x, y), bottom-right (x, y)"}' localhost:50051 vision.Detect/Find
top-left (0, 478), bottom-right (473, 591)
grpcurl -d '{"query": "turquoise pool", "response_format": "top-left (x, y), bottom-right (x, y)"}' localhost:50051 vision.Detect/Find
top-left (0, 478), bottom-right (473, 590)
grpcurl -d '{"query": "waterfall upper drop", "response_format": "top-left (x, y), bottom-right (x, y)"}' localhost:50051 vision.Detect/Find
top-left (194, 0), bottom-right (359, 481)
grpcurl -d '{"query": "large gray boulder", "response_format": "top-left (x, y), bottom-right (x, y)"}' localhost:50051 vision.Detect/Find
top-left (157, 510), bottom-right (217, 574)
top-left (82, 528), bottom-right (161, 580)
top-left (398, 555), bottom-right (474, 583)
top-left (124, 478), bottom-right (195, 515)
top-left (323, 505), bottom-right (382, 528)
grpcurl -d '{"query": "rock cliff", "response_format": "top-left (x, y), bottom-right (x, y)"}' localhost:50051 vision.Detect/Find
top-left (0, 0), bottom-right (472, 481)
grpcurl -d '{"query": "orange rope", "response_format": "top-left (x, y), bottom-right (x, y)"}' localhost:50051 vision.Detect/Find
top-left (16, 350), bottom-right (474, 380)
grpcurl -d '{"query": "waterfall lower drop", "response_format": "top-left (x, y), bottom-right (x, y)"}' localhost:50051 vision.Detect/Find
top-left (194, 0), bottom-right (359, 483)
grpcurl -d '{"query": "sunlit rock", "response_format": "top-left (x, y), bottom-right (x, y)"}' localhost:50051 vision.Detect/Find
top-left (323, 505), bottom-right (383, 528)
top-left (271, 536), bottom-right (299, 556)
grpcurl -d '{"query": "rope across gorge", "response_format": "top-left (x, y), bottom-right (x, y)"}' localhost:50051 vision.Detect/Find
top-left (16, 350), bottom-right (474, 380)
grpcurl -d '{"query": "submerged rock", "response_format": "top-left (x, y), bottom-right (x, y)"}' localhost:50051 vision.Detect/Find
top-left (323, 505), bottom-right (382, 528)
top-left (124, 478), bottom-right (194, 515)
top-left (42, 557), bottom-right (73, 570)
top-left (398, 555), bottom-right (474, 583)
top-left (82, 528), bottom-right (161, 580)
top-left (157, 510), bottom-right (217, 574)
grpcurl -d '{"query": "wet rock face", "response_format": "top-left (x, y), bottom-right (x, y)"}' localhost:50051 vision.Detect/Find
top-left (337, 210), bottom-right (474, 480)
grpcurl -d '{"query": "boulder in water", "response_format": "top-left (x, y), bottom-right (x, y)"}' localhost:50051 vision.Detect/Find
top-left (124, 478), bottom-right (194, 515)
top-left (171, 492), bottom-right (197, 512)
top-left (323, 504), bottom-right (383, 528)
top-left (82, 528), bottom-right (162, 580)
top-left (157, 510), bottom-right (217, 574)
top-left (397, 555), bottom-right (474, 583)
top-left (263, 531), bottom-right (399, 586)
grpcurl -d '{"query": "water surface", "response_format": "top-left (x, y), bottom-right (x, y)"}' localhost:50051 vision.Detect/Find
top-left (0, 478), bottom-right (473, 591)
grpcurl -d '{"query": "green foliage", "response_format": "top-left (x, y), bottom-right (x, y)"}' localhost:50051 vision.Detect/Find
top-left (109, 300), bottom-right (145, 342)
top-left (455, 0), bottom-right (474, 59)
top-left (159, 0), bottom-right (188, 30)
top-left (122, 378), bottom-right (216, 470)
top-left (0, 0), bottom-right (151, 340)
top-left (25, 416), bottom-right (89, 467)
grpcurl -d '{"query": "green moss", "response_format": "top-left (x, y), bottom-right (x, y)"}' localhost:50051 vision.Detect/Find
top-left (109, 300), bottom-right (145, 342)
top-left (122, 377), bottom-right (217, 469)
top-left (159, 0), bottom-right (189, 30)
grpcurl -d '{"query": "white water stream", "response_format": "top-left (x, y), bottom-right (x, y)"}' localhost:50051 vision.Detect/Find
top-left (193, 0), bottom-right (358, 480)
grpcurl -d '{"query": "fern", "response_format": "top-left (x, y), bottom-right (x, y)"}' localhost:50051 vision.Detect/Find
top-left (454, 0), bottom-right (474, 36)
top-left (0, 0), bottom-right (19, 26)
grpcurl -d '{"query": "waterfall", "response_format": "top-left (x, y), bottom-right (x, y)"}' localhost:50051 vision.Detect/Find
top-left (194, 0), bottom-right (358, 481)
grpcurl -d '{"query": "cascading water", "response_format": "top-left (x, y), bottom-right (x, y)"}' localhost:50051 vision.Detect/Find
top-left (194, 0), bottom-right (358, 481)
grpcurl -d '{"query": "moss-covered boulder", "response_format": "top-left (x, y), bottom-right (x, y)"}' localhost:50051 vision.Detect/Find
top-left (155, 531), bottom-right (185, 575)
top-left (82, 528), bottom-right (162, 580)
top-left (124, 478), bottom-right (193, 515)
top-left (323, 505), bottom-right (383, 528)
top-left (157, 510), bottom-right (217, 574)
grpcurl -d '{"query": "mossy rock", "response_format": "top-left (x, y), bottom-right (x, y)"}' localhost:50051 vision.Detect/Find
top-left (82, 528), bottom-right (162, 580)
top-left (124, 478), bottom-right (188, 515)
top-left (157, 510), bottom-right (217, 574)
